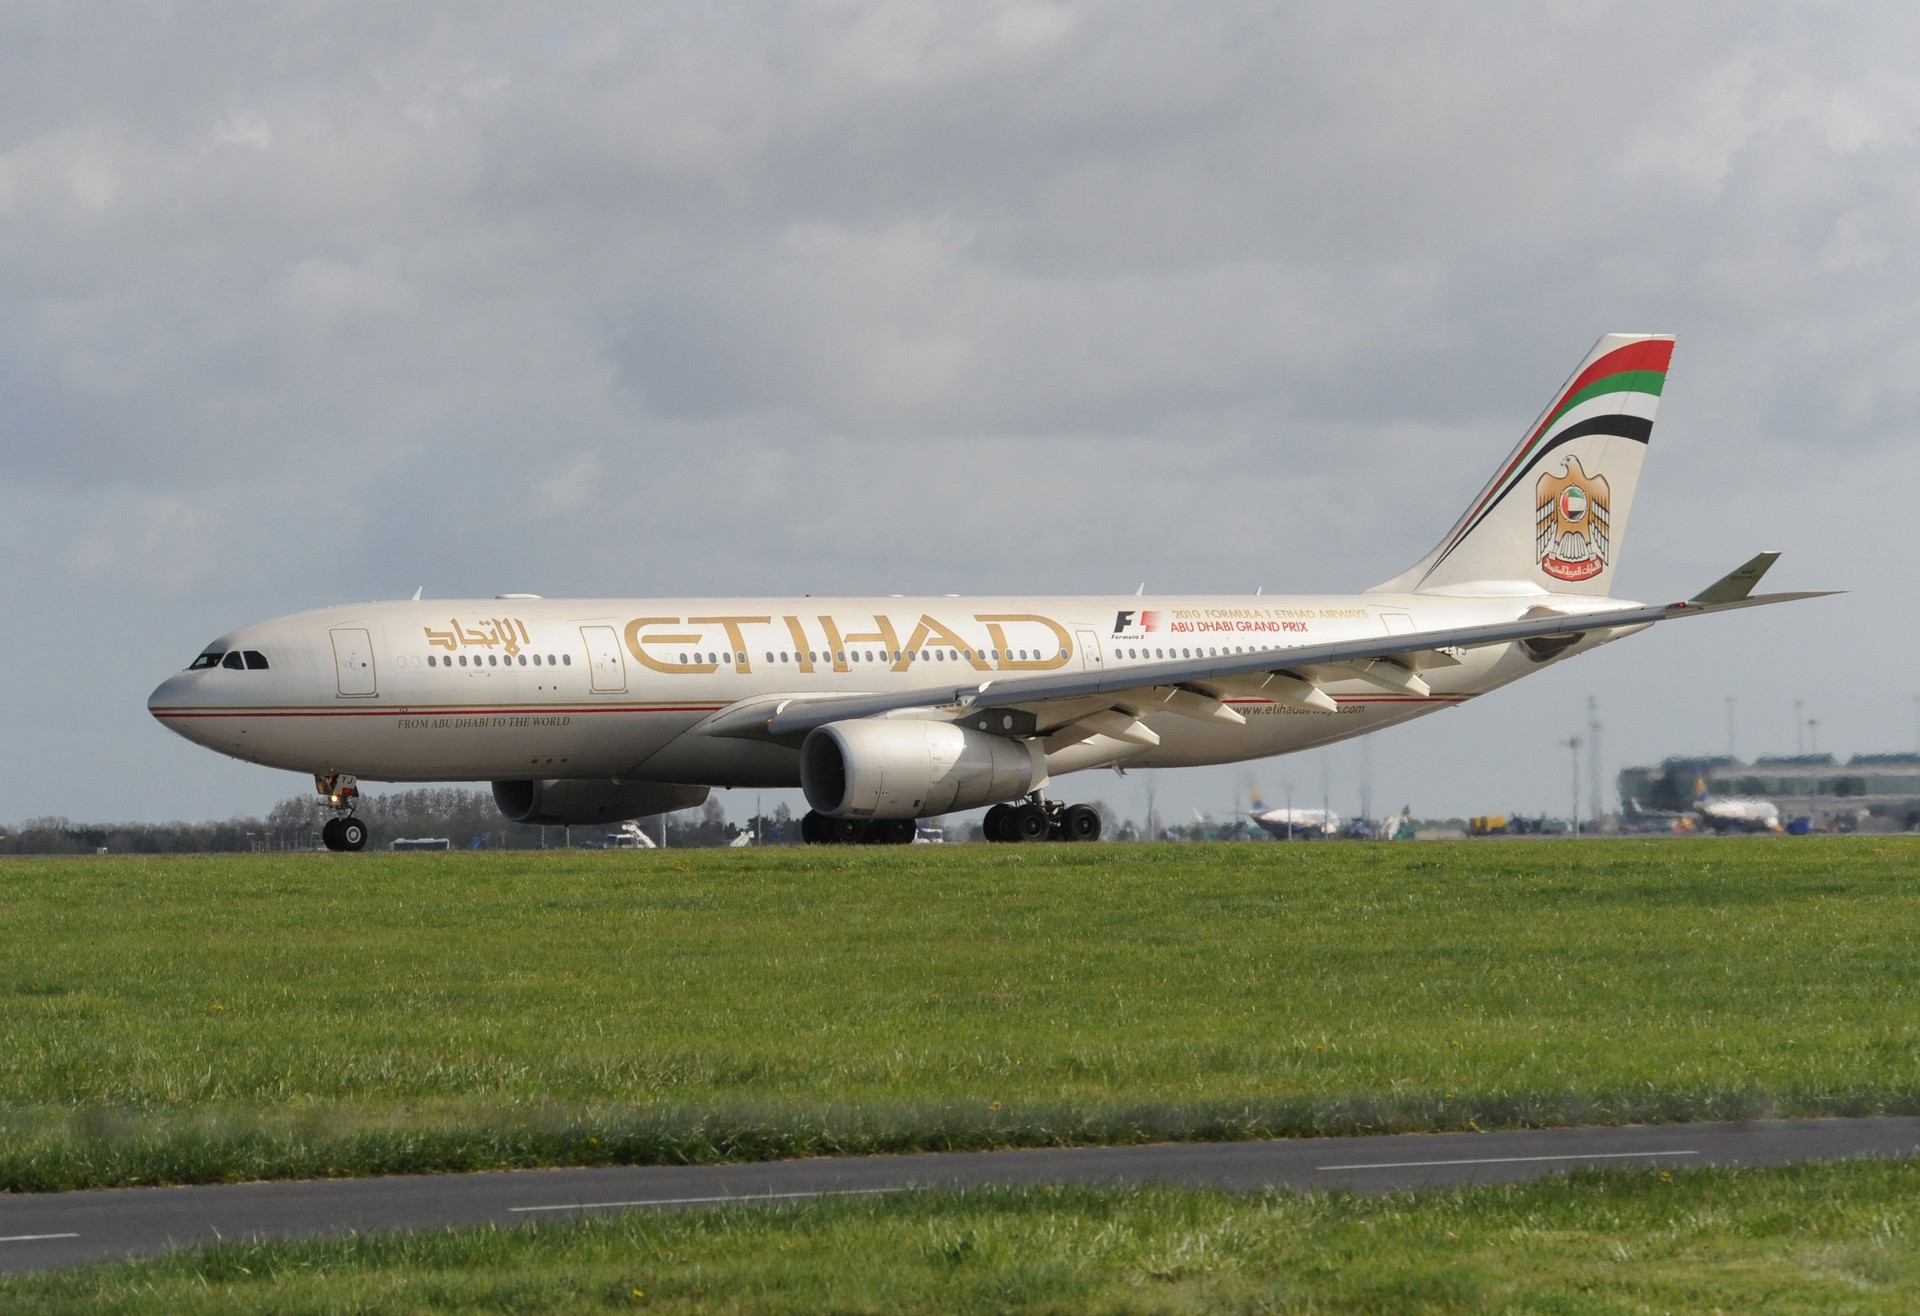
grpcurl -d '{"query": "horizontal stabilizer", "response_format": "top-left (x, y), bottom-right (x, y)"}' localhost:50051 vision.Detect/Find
top-left (1690, 551), bottom-right (1781, 605)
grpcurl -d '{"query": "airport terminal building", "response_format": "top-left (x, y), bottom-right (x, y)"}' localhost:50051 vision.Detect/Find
top-left (1618, 753), bottom-right (1920, 832)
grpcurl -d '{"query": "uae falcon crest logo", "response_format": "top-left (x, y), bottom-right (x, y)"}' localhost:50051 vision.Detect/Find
top-left (1535, 457), bottom-right (1610, 582)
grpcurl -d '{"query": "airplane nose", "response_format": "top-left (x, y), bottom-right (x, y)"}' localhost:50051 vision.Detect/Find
top-left (148, 674), bottom-right (192, 721)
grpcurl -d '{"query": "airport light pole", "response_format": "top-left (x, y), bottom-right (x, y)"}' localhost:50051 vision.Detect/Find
top-left (1726, 695), bottom-right (1736, 760)
top-left (1360, 735), bottom-right (1374, 836)
top-left (1808, 718), bottom-right (1819, 755)
top-left (1562, 735), bottom-right (1583, 836)
top-left (1794, 700), bottom-right (1805, 755)
top-left (1587, 696), bottom-right (1603, 825)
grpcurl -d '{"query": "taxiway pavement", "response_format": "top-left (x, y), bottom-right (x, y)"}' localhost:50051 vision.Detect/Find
top-left (4, 1116), bottom-right (1917, 1273)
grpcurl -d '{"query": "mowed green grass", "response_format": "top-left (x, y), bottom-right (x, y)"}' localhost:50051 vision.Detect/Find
top-left (0, 837), bottom-right (1916, 1189)
top-left (9, 1162), bottom-right (1920, 1313)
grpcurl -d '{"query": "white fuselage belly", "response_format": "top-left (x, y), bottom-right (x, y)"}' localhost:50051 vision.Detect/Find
top-left (148, 592), bottom-right (1632, 787)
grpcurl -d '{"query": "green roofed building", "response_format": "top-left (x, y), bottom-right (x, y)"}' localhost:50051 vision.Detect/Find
top-left (1618, 754), bottom-right (1920, 832)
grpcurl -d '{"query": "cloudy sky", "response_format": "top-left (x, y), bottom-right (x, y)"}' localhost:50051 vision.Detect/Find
top-left (3, 2), bottom-right (1914, 829)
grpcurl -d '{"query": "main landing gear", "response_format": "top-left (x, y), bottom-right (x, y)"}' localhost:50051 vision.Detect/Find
top-left (315, 772), bottom-right (368, 852)
top-left (799, 813), bottom-right (918, 846)
top-left (982, 795), bottom-right (1102, 843)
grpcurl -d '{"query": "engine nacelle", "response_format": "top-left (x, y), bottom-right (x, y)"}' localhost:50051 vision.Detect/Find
top-left (801, 719), bottom-right (1045, 819)
top-left (492, 778), bottom-right (710, 826)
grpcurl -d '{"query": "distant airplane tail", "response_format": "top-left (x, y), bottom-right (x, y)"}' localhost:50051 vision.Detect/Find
top-left (1370, 333), bottom-right (1674, 597)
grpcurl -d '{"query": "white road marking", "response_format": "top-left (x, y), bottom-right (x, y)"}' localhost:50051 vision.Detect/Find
top-left (0, 1233), bottom-right (81, 1243)
top-left (1318, 1150), bottom-right (1699, 1171)
top-left (511, 1186), bottom-right (903, 1213)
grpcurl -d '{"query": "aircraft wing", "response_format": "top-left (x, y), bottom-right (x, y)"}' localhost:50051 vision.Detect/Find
top-left (704, 570), bottom-right (1834, 745)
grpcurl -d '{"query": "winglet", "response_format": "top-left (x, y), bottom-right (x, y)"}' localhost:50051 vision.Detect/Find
top-left (1689, 552), bottom-right (1781, 605)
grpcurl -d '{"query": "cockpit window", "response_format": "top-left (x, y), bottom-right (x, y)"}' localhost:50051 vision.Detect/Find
top-left (243, 650), bottom-right (269, 670)
top-left (222, 652), bottom-right (245, 670)
top-left (188, 652), bottom-right (224, 670)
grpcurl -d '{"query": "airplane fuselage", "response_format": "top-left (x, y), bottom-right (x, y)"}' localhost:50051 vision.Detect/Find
top-left (148, 590), bottom-right (1634, 788)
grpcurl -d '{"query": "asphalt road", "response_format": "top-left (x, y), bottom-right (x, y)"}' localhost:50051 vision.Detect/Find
top-left (4, 1116), bottom-right (1917, 1274)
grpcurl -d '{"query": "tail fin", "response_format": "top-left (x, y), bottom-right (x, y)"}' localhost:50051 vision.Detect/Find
top-left (1370, 333), bottom-right (1675, 597)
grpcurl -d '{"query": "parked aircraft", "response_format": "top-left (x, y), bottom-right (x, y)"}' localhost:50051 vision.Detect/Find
top-left (1694, 796), bottom-right (1785, 833)
top-left (1624, 775), bottom-right (1786, 834)
top-left (1247, 789), bottom-right (1341, 840)
top-left (150, 334), bottom-right (1832, 849)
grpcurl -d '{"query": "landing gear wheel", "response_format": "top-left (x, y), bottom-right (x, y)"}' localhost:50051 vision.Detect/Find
top-left (321, 818), bottom-right (345, 851)
top-left (1009, 802), bottom-right (1051, 843)
top-left (1062, 804), bottom-right (1102, 843)
top-left (832, 817), bottom-right (869, 845)
top-left (983, 803), bottom-right (1013, 843)
top-left (801, 810), bottom-right (831, 844)
top-left (872, 818), bottom-right (917, 845)
top-left (338, 817), bottom-right (368, 851)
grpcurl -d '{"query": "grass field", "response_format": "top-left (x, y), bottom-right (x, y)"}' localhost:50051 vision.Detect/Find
top-left (7, 1160), bottom-right (1920, 1312)
top-left (0, 837), bottom-right (1917, 1191)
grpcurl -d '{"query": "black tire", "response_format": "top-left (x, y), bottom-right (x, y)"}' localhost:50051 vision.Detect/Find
top-left (801, 811), bottom-right (830, 844)
top-left (339, 817), bottom-right (369, 851)
top-left (1010, 803), bottom-right (1051, 843)
top-left (321, 818), bottom-right (345, 851)
top-left (874, 818), bottom-right (916, 845)
top-left (832, 816), bottom-right (869, 845)
top-left (983, 803), bottom-right (1012, 842)
top-left (1062, 804), bottom-right (1101, 843)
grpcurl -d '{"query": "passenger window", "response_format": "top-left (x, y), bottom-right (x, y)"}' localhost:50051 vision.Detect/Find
top-left (428, 655), bottom-right (436, 667)
top-left (459, 655), bottom-right (468, 667)
top-left (532, 654), bottom-right (542, 666)
top-left (518, 655), bottom-right (527, 666)
top-left (222, 652), bottom-right (244, 670)
top-left (488, 655), bottom-right (498, 666)
top-left (563, 654), bottom-right (572, 665)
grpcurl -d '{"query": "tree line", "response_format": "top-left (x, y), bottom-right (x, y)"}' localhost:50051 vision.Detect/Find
top-left (0, 789), bottom-right (770, 854)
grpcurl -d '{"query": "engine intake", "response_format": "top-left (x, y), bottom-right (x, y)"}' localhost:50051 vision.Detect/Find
top-left (492, 779), bottom-right (710, 826)
top-left (801, 719), bottom-right (1044, 819)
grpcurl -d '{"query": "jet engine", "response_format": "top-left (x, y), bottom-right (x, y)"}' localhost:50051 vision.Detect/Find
top-left (801, 719), bottom-right (1045, 819)
top-left (492, 778), bottom-right (710, 825)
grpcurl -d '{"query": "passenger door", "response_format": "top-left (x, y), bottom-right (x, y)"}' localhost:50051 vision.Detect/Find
top-left (330, 628), bottom-right (377, 697)
top-left (580, 625), bottom-right (627, 693)
top-left (1076, 628), bottom-right (1104, 672)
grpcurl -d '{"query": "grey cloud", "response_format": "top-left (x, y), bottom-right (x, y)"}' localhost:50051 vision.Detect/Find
top-left (2, 1), bottom-right (1915, 823)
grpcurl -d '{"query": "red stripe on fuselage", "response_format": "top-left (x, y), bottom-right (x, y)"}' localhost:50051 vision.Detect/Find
top-left (154, 705), bottom-right (730, 719)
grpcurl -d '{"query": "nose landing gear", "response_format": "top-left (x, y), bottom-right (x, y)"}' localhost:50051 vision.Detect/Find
top-left (315, 773), bottom-right (368, 852)
top-left (321, 816), bottom-right (369, 851)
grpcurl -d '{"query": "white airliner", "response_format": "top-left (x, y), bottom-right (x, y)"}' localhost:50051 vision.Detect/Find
top-left (1247, 791), bottom-right (1342, 841)
top-left (150, 335), bottom-right (1831, 850)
